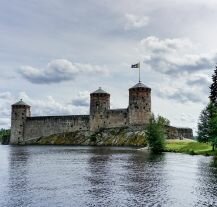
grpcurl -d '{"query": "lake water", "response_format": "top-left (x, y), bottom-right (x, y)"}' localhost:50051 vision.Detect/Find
top-left (0, 145), bottom-right (217, 207)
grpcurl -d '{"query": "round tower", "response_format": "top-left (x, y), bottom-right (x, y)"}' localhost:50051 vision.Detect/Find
top-left (90, 87), bottom-right (110, 131)
top-left (10, 99), bottom-right (31, 144)
top-left (90, 87), bottom-right (110, 115)
top-left (128, 82), bottom-right (151, 125)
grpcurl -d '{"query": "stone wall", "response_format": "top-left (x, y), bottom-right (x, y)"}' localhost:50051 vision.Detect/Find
top-left (106, 109), bottom-right (128, 128)
top-left (24, 115), bottom-right (89, 141)
top-left (166, 126), bottom-right (193, 139)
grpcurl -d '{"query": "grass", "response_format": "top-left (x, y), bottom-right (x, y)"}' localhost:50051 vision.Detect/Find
top-left (165, 139), bottom-right (217, 156)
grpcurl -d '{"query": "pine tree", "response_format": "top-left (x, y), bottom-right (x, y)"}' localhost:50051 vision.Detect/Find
top-left (197, 103), bottom-right (217, 150)
top-left (209, 65), bottom-right (217, 105)
top-left (208, 103), bottom-right (217, 151)
top-left (197, 65), bottom-right (217, 150)
top-left (197, 104), bottom-right (210, 143)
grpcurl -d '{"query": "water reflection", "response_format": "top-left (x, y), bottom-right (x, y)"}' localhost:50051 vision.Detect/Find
top-left (85, 147), bottom-right (113, 206)
top-left (122, 152), bottom-right (168, 206)
top-left (194, 156), bottom-right (217, 207)
top-left (0, 146), bottom-right (217, 207)
top-left (7, 146), bottom-right (31, 207)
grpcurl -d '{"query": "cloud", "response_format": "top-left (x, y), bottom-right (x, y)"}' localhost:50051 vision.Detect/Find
top-left (18, 91), bottom-right (89, 116)
top-left (0, 92), bottom-right (13, 100)
top-left (124, 14), bottom-right (149, 30)
top-left (0, 92), bottom-right (13, 128)
top-left (19, 59), bottom-right (109, 84)
top-left (0, 118), bottom-right (10, 127)
top-left (186, 73), bottom-right (211, 86)
top-left (140, 36), bottom-right (217, 75)
top-left (71, 91), bottom-right (89, 107)
top-left (155, 86), bottom-right (205, 104)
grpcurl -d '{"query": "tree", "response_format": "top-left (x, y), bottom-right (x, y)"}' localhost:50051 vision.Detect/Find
top-left (210, 65), bottom-right (217, 105)
top-left (208, 103), bottom-right (217, 151)
top-left (197, 102), bottom-right (217, 150)
top-left (198, 65), bottom-right (217, 151)
top-left (146, 115), bottom-right (166, 153)
top-left (0, 129), bottom-right (10, 145)
top-left (198, 103), bottom-right (211, 143)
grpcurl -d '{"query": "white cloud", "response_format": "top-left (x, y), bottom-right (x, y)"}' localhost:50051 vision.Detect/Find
top-left (18, 91), bottom-right (89, 116)
top-left (124, 14), bottom-right (149, 30)
top-left (0, 92), bottom-right (13, 100)
top-left (72, 91), bottom-right (89, 107)
top-left (20, 59), bottom-right (109, 84)
top-left (139, 36), bottom-right (217, 75)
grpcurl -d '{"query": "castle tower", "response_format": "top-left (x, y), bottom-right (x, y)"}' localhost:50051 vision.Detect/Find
top-left (90, 87), bottom-right (110, 131)
top-left (10, 99), bottom-right (31, 144)
top-left (128, 82), bottom-right (151, 125)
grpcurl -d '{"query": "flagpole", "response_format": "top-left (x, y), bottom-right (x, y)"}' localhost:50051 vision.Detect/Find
top-left (139, 62), bottom-right (141, 83)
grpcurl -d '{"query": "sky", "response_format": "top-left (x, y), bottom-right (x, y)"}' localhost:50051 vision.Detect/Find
top-left (1, 0), bottom-right (217, 133)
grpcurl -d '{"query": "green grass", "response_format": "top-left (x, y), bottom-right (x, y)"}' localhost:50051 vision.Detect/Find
top-left (165, 140), bottom-right (217, 156)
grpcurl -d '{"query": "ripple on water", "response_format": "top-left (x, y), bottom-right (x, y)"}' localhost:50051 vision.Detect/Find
top-left (0, 146), bottom-right (217, 207)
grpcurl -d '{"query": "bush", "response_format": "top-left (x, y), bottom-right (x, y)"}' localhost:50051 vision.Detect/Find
top-left (0, 129), bottom-right (10, 145)
top-left (146, 115), bottom-right (166, 153)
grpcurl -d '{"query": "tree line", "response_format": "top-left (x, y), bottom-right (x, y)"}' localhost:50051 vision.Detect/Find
top-left (198, 66), bottom-right (217, 151)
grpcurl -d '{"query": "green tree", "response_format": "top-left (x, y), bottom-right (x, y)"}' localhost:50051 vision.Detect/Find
top-left (209, 65), bottom-right (217, 105)
top-left (146, 115), bottom-right (166, 153)
top-left (198, 65), bottom-right (217, 151)
top-left (197, 103), bottom-right (211, 143)
top-left (208, 103), bottom-right (217, 151)
top-left (0, 129), bottom-right (10, 145)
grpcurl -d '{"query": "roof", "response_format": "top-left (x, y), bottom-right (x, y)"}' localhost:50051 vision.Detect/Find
top-left (12, 99), bottom-right (30, 107)
top-left (130, 81), bottom-right (151, 89)
top-left (91, 87), bottom-right (109, 94)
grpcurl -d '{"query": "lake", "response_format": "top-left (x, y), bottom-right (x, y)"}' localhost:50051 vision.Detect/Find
top-left (0, 145), bottom-right (217, 207)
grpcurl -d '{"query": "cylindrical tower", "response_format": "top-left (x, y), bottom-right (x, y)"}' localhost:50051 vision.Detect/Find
top-left (90, 87), bottom-right (110, 131)
top-left (90, 87), bottom-right (110, 115)
top-left (10, 99), bottom-right (31, 144)
top-left (128, 82), bottom-right (151, 125)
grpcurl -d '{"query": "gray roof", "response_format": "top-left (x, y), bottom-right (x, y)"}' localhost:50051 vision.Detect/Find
top-left (12, 99), bottom-right (30, 107)
top-left (130, 82), bottom-right (151, 89)
top-left (91, 87), bottom-right (109, 94)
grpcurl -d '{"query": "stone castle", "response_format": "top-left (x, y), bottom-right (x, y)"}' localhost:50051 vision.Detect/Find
top-left (10, 82), bottom-right (193, 145)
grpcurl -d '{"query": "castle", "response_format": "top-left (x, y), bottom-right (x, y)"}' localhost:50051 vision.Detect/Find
top-left (10, 82), bottom-right (192, 145)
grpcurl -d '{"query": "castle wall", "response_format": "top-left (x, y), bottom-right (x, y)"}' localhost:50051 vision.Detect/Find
top-left (106, 109), bottom-right (128, 128)
top-left (24, 115), bottom-right (89, 141)
top-left (166, 126), bottom-right (193, 139)
top-left (11, 83), bottom-right (194, 145)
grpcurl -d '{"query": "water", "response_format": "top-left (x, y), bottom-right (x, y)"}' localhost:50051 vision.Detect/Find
top-left (0, 146), bottom-right (217, 207)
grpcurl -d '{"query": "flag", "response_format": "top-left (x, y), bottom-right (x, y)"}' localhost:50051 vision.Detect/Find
top-left (131, 63), bottom-right (140, 68)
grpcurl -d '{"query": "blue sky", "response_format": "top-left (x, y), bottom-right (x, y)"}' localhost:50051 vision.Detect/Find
top-left (1, 0), bottom-right (217, 133)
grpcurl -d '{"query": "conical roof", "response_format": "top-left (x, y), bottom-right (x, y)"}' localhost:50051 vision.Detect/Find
top-left (91, 87), bottom-right (109, 94)
top-left (12, 99), bottom-right (30, 107)
top-left (130, 82), bottom-right (151, 89)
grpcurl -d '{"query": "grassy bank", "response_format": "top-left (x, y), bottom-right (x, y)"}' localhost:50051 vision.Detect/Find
top-left (165, 139), bottom-right (217, 156)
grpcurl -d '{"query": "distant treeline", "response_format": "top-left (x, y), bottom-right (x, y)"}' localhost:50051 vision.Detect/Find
top-left (0, 129), bottom-right (10, 145)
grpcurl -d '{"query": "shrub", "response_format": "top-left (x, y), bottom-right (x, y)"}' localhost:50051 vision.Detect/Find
top-left (146, 115), bottom-right (166, 153)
